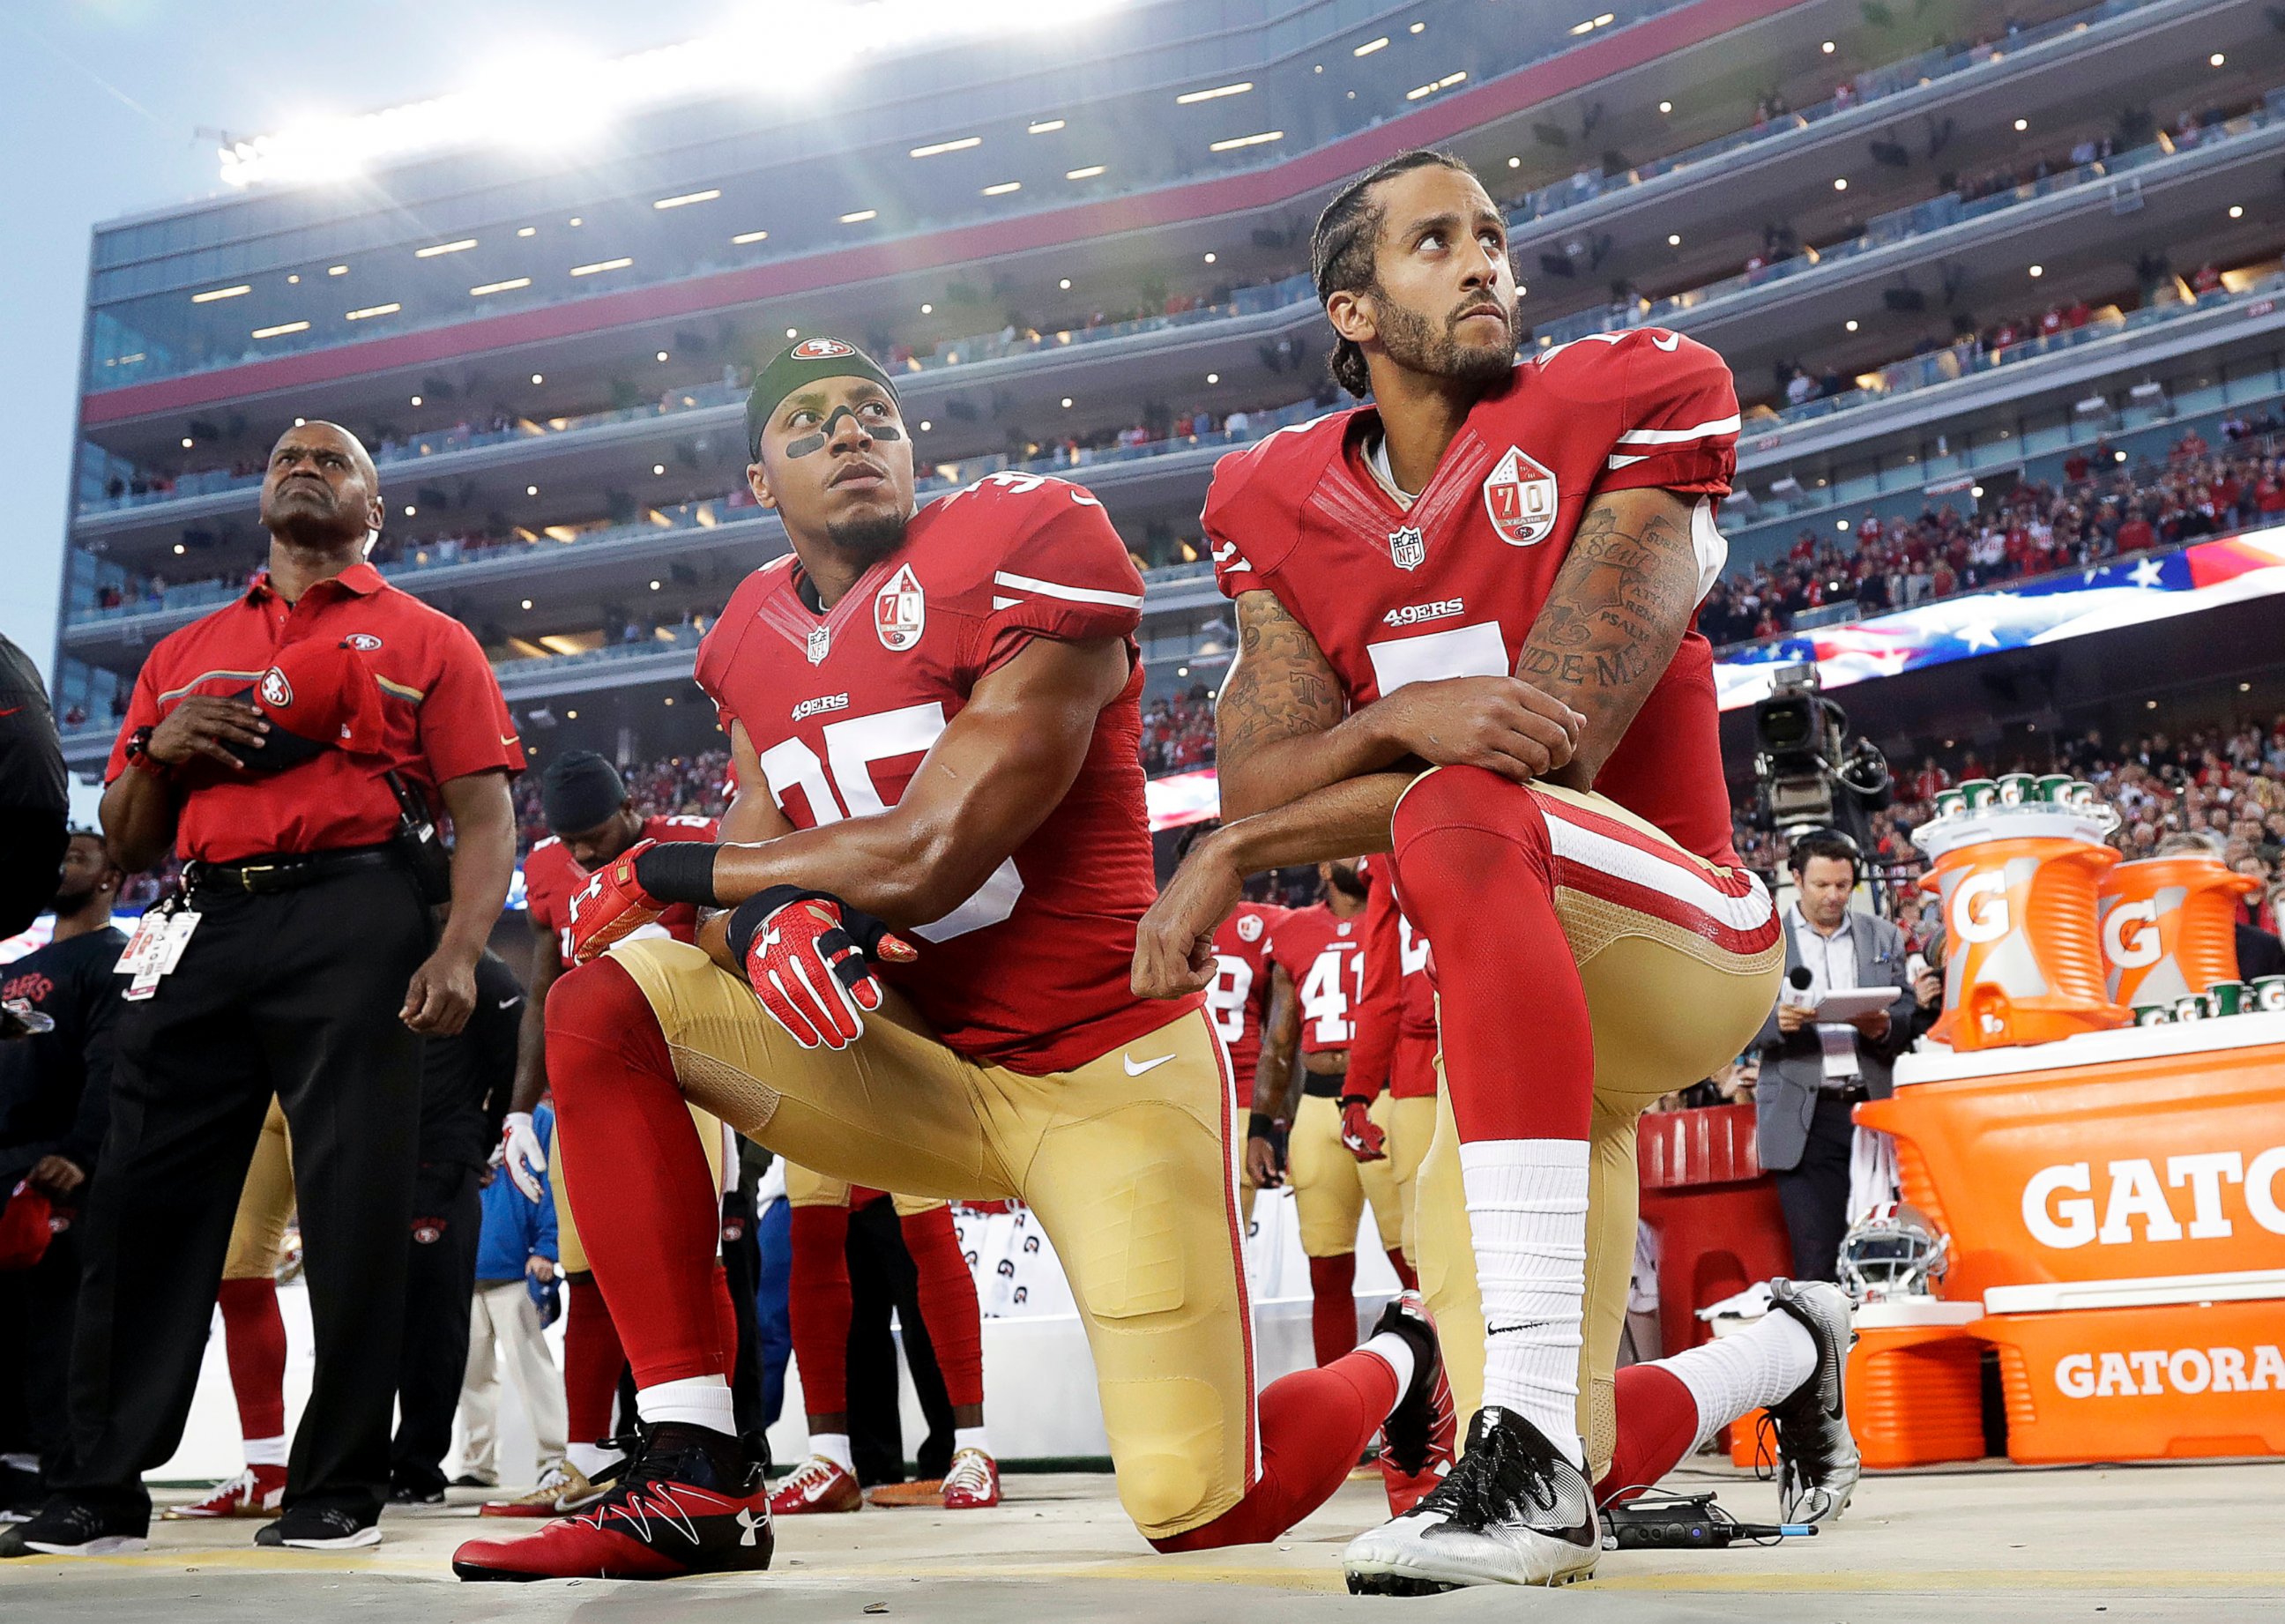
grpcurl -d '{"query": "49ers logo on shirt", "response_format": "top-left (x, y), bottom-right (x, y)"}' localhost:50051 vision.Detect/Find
top-left (875, 563), bottom-right (926, 652)
top-left (1483, 445), bottom-right (1560, 547)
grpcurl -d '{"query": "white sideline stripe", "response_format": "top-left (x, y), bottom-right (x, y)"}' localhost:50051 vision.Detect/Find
top-left (989, 570), bottom-right (1144, 607)
top-left (1612, 413), bottom-right (1742, 445)
top-left (1544, 808), bottom-right (1775, 933)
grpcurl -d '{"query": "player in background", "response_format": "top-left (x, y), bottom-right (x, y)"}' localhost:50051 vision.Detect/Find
top-left (488, 753), bottom-right (737, 1518)
top-left (768, 1166), bottom-right (996, 1516)
top-left (1135, 151), bottom-right (1857, 1591)
top-left (1344, 862), bottom-right (1439, 1279)
top-left (450, 339), bottom-right (1455, 1583)
top-left (1255, 860), bottom-right (1409, 1371)
top-left (1193, 832), bottom-right (1289, 1228)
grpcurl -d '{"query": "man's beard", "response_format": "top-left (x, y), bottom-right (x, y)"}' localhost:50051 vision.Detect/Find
top-left (824, 506), bottom-right (909, 562)
top-left (1326, 863), bottom-right (1368, 898)
top-left (50, 875), bottom-right (96, 913)
top-left (1374, 288), bottom-right (1520, 387)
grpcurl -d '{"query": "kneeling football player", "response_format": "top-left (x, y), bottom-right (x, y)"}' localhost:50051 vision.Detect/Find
top-left (1135, 150), bottom-right (1858, 1591)
top-left (450, 339), bottom-right (1453, 1583)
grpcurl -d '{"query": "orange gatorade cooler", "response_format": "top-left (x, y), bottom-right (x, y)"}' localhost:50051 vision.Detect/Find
top-left (2096, 853), bottom-right (2259, 1008)
top-left (1843, 1299), bottom-right (1989, 1469)
top-left (1972, 1287), bottom-right (2285, 1463)
top-left (1911, 806), bottom-right (2128, 1050)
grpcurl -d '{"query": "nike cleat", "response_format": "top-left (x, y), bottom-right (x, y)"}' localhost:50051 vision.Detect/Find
top-left (939, 1448), bottom-right (1001, 1509)
top-left (162, 1465), bottom-right (288, 1520)
top-left (767, 1454), bottom-right (862, 1516)
top-left (1369, 1291), bottom-right (1455, 1517)
top-left (452, 1428), bottom-right (773, 1582)
top-left (1766, 1276), bottom-right (1861, 1524)
top-left (1343, 1406), bottom-right (1599, 1594)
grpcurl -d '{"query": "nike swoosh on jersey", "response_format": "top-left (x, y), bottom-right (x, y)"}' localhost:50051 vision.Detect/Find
top-left (1651, 331), bottom-right (1681, 350)
top-left (1121, 1053), bottom-right (1176, 1076)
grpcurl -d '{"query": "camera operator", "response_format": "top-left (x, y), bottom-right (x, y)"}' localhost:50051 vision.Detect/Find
top-left (1753, 831), bottom-right (1939, 1282)
top-left (0, 421), bottom-right (520, 1561)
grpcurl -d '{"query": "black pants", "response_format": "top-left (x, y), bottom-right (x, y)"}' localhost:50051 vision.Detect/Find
top-left (845, 1196), bottom-right (955, 1486)
top-left (58, 865), bottom-right (429, 1524)
top-left (718, 1195), bottom-right (766, 1445)
top-left (1775, 1091), bottom-right (1859, 1284)
top-left (390, 1160), bottom-right (482, 1495)
top-left (0, 1225), bottom-right (81, 1485)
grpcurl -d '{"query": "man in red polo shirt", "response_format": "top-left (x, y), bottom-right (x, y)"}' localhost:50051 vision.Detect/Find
top-left (0, 421), bottom-right (521, 1561)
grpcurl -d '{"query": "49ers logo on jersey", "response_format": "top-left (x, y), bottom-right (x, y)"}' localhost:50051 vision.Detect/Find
top-left (1235, 913), bottom-right (1264, 943)
top-left (875, 563), bottom-right (926, 652)
top-left (1484, 445), bottom-right (1559, 547)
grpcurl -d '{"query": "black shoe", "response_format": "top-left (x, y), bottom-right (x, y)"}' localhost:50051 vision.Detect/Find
top-left (1343, 1407), bottom-right (1599, 1593)
top-left (0, 1497), bottom-right (149, 1558)
top-left (387, 1482), bottom-right (445, 1506)
top-left (1369, 1291), bottom-right (1453, 1480)
top-left (448, 1473), bottom-right (497, 1490)
top-left (254, 1505), bottom-right (381, 1550)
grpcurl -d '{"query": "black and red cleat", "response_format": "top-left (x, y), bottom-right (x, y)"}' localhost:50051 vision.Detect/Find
top-left (1371, 1291), bottom-right (1456, 1517)
top-left (451, 1427), bottom-right (773, 1583)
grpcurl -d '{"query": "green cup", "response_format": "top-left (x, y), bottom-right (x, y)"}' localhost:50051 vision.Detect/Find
top-left (2206, 983), bottom-right (2254, 1017)
top-left (1961, 778), bottom-right (2000, 810)
top-left (2036, 774), bottom-right (2076, 805)
top-left (1934, 787), bottom-right (1968, 818)
top-left (2253, 976), bottom-right (2285, 1013)
top-left (1998, 772), bottom-right (2039, 806)
top-left (2175, 994), bottom-right (2207, 1023)
top-left (2133, 1003), bottom-right (2176, 1026)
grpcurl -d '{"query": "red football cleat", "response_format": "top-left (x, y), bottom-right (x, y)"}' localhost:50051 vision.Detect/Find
top-left (1369, 1291), bottom-right (1456, 1518)
top-left (767, 1455), bottom-right (862, 1516)
top-left (939, 1448), bottom-right (1001, 1510)
top-left (162, 1464), bottom-right (287, 1520)
top-left (451, 1432), bottom-right (772, 1583)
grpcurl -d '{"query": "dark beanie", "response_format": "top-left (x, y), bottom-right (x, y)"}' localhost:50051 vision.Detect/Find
top-left (745, 337), bottom-right (898, 458)
top-left (539, 751), bottom-right (628, 836)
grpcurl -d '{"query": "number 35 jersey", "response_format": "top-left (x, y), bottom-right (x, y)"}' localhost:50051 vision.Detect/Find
top-left (696, 472), bottom-right (1198, 1076)
top-left (1204, 328), bottom-right (1742, 867)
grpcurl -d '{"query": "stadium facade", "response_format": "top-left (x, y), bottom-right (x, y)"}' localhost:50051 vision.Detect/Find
top-left (50, 0), bottom-right (2285, 786)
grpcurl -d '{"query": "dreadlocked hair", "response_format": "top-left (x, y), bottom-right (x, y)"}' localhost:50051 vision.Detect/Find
top-left (1311, 148), bottom-right (1474, 399)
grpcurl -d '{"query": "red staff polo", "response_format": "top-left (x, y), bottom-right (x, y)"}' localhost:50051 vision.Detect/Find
top-left (104, 562), bottom-right (525, 863)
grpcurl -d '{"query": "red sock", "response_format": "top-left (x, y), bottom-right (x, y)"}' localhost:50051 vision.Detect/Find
top-left (1150, 1350), bottom-right (1399, 1551)
top-left (900, 1206), bottom-right (985, 1410)
top-left (562, 1275), bottom-right (629, 1446)
top-left (1597, 1363), bottom-right (1701, 1507)
top-left (549, 957), bottom-right (728, 1390)
top-left (216, 1278), bottom-right (286, 1441)
top-left (786, 1202), bottom-right (853, 1417)
top-left (1388, 768), bottom-right (1591, 1143)
top-left (1307, 1253), bottom-right (1358, 1367)
top-left (711, 1262), bottom-right (740, 1389)
top-left (1387, 1248), bottom-right (1418, 1292)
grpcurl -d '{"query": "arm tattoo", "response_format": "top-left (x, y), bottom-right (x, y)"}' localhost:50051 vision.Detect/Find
top-left (1516, 494), bottom-right (1701, 782)
top-left (1217, 591), bottom-right (1343, 757)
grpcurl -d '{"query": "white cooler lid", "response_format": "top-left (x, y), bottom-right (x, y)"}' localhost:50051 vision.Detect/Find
top-left (1853, 1297), bottom-right (1984, 1329)
top-left (1981, 1266), bottom-right (2285, 1315)
top-left (1894, 1009), bottom-right (2285, 1086)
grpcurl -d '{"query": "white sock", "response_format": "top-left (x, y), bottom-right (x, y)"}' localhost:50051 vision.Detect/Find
top-left (565, 1441), bottom-right (621, 1478)
top-left (1654, 1310), bottom-right (1820, 1451)
top-left (1358, 1330), bottom-right (1417, 1406)
top-left (952, 1426), bottom-right (992, 1457)
top-left (808, 1431), bottom-right (854, 1473)
top-left (636, 1374), bottom-right (735, 1435)
top-left (1461, 1139), bottom-right (1589, 1466)
top-left (242, 1434), bottom-right (288, 1467)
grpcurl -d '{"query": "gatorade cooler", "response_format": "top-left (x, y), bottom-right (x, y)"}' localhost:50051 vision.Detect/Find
top-left (2096, 853), bottom-right (2259, 1007)
top-left (1911, 807), bottom-right (2128, 1050)
top-left (1844, 1299), bottom-right (1989, 1469)
top-left (1973, 1285), bottom-right (2285, 1463)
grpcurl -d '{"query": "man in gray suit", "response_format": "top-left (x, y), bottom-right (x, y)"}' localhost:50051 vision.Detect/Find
top-left (1752, 831), bottom-right (1939, 1282)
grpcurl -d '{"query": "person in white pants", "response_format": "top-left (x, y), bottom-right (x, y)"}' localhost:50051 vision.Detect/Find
top-left (453, 1103), bottom-right (567, 1486)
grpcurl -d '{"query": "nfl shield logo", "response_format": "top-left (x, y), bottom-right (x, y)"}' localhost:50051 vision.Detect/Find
top-left (875, 563), bottom-right (926, 652)
top-left (1483, 445), bottom-right (1560, 546)
top-left (805, 625), bottom-right (831, 666)
top-left (1388, 525), bottom-right (1426, 571)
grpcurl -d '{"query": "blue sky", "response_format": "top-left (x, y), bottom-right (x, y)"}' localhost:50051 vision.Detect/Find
top-left (0, 0), bottom-right (708, 676)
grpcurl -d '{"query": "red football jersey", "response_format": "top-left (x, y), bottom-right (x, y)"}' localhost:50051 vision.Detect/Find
top-left (1269, 902), bottom-right (1368, 1055)
top-left (1205, 328), bottom-right (1741, 866)
top-left (1349, 860), bottom-right (1440, 1101)
top-left (695, 471), bottom-right (1193, 1076)
top-left (525, 814), bottom-right (718, 969)
top-left (1206, 900), bottom-right (1288, 1087)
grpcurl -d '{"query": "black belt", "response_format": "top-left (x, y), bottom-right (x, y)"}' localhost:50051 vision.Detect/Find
top-left (185, 844), bottom-right (400, 897)
top-left (1302, 1069), bottom-right (1349, 1099)
top-left (1820, 1081), bottom-right (1872, 1106)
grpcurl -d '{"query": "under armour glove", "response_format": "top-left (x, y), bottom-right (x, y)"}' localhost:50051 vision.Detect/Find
top-left (1338, 1095), bottom-right (1388, 1162)
top-left (725, 886), bottom-right (917, 1051)
top-left (564, 838), bottom-right (667, 965)
top-left (496, 1111), bottom-right (548, 1202)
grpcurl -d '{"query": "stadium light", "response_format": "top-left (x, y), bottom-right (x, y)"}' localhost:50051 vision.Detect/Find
top-left (1657, 101), bottom-right (1671, 113)
top-left (652, 189), bottom-right (721, 208)
top-left (191, 285), bottom-right (252, 303)
top-left (1028, 119), bottom-right (1066, 133)
top-left (517, 226), bottom-right (537, 236)
top-left (1845, 318), bottom-right (1858, 332)
top-left (1353, 36), bottom-right (1388, 56)
top-left (910, 137), bottom-right (981, 158)
top-left (346, 302), bottom-right (399, 320)
top-left (2013, 118), bottom-right (2028, 131)
top-left (2230, 205), bottom-right (2244, 219)
top-left (181, 437), bottom-right (194, 448)
top-left (327, 264), bottom-right (348, 276)
top-left (732, 229), bottom-right (770, 243)
top-left (252, 321), bottom-right (309, 339)
top-left (1177, 82), bottom-right (1253, 105)
top-left (569, 257), bottom-right (635, 275)
top-left (1059, 278), bottom-right (1071, 289)
top-left (1209, 130), bottom-right (1283, 151)
top-left (840, 209), bottom-right (878, 223)
top-left (415, 238), bottom-right (479, 257)
top-left (473, 278), bottom-right (532, 295)
top-left (410, 395), bottom-right (423, 406)
top-left (981, 181), bottom-right (1022, 195)
top-left (1066, 164), bottom-right (1106, 179)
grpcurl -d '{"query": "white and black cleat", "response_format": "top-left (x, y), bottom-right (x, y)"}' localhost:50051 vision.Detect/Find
top-left (1766, 1277), bottom-right (1861, 1524)
top-left (1342, 1405), bottom-right (1600, 1594)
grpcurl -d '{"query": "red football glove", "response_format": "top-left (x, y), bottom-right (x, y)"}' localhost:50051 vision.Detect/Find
top-left (729, 888), bottom-right (916, 1051)
top-left (564, 838), bottom-right (666, 965)
top-left (1339, 1095), bottom-right (1388, 1162)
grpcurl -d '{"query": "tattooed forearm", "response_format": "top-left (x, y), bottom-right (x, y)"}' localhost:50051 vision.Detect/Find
top-left (1517, 488), bottom-right (1702, 788)
top-left (1217, 592), bottom-right (1343, 759)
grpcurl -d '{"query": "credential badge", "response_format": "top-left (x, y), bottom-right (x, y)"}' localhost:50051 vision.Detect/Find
top-left (1388, 525), bottom-right (1426, 571)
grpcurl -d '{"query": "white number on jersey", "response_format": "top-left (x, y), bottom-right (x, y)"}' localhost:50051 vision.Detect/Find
top-left (753, 702), bottom-right (1024, 942)
top-left (1206, 954), bottom-right (1254, 1044)
top-left (1398, 914), bottom-right (1429, 977)
top-left (1365, 620), bottom-right (1508, 697)
top-left (1299, 946), bottom-right (1365, 1046)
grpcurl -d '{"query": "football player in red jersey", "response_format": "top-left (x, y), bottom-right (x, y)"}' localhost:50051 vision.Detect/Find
top-left (486, 753), bottom-right (738, 1519)
top-left (1195, 851), bottom-right (1290, 1226)
top-left (1345, 860), bottom-right (1440, 1279)
top-left (1135, 151), bottom-right (1857, 1590)
top-left (451, 339), bottom-right (1454, 1583)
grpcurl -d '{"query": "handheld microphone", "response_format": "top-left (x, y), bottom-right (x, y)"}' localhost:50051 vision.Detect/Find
top-left (1783, 965), bottom-right (1817, 1009)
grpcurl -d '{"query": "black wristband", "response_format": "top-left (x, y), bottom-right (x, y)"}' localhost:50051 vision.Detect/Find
top-left (1247, 1111), bottom-right (1277, 1142)
top-left (724, 885), bottom-right (898, 970)
top-left (631, 842), bottom-right (720, 906)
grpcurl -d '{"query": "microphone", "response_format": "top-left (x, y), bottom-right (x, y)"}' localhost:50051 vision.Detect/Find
top-left (1783, 965), bottom-right (1818, 1010)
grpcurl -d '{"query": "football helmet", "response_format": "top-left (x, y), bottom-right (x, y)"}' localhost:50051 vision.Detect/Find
top-left (1837, 1202), bottom-right (1948, 1302)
